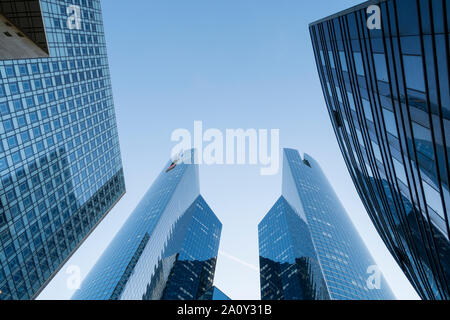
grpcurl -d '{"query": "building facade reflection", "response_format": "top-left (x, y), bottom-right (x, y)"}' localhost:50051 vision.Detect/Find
top-left (310, 0), bottom-right (450, 299)
top-left (73, 150), bottom-right (222, 300)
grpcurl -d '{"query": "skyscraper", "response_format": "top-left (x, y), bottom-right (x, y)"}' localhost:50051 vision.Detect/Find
top-left (72, 150), bottom-right (223, 300)
top-left (0, 1), bottom-right (125, 300)
top-left (259, 149), bottom-right (395, 300)
top-left (310, 0), bottom-right (450, 299)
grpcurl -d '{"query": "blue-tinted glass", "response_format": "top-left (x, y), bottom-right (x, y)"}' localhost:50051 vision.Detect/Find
top-left (353, 52), bottom-right (365, 76)
top-left (0, 102), bottom-right (9, 115)
top-left (382, 108), bottom-right (398, 137)
top-left (310, 1), bottom-right (450, 299)
top-left (5, 66), bottom-right (15, 77)
top-left (9, 83), bottom-right (19, 95)
top-left (73, 151), bottom-right (222, 301)
top-left (0, 158), bottom-right (7, 171)
top-left (22, 81), bottom-right (31, 92)
top-left (18, 65), bottom-right (28, 76)
top-left (339, 51), bottom-right (348, 72)
top-left (259, 197), bottom-right (329, 300)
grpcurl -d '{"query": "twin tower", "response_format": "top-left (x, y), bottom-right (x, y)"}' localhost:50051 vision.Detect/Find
top-left (73, 148), bottom-right (394, 300)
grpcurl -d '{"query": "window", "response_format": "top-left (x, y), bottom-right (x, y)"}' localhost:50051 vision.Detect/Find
top-left (9, 83), bottom-right (19, 95)
top-left (18, 65), bottom-right (28, 76)
top-left (412, 122), bottom-right (434, 159)
top-left (22, 81), bottom-right (31, 92)
top-left (31, 64), bottom-right (39, 74)
top-left (328, 51), bottom-right (335, 68)
top-left (339, 51), bottom-right (348, 72)
top-left (371, 141), bottom-right (383, 163)
top-left (17, 116), bottom-right (27, 127)
top-left (336, 87), bottom-right (342, 102)
top-left (320, 50), bottom-right (326, 66)
top-left (0, 84), bottom-right (5, 97)
top-left (35, 79), bottom-right (43, 89)
top-left (42, 63), bottom-right (50, 73)
top-left (0, 157), bottom-right (7, 171)
top-left (412, 122), bottom-right (432, 143)
top-left (393, 157), bottom-right (408, 184)
top-left (3, 119), bottom-right (14, 132)
top-left (347, 92), bottom-right (356, 111)
top-left (353, 52), bottom-right (365, 76)
top-left (373, 53), bottom-right (389, 82)
top-left (403, 55), bottom-right (425, 91)
top-left (45, 77), bottom-right (53, 87)
top-left (356, 129), bottom-right (365, 146)
top-left (326, 82), bottom-right (333, 100)
top-left (7, 136), bottom-right (18, 148)
top-left (12, 151), bottom-right (22, 164)
top-left (13, 99), bottom-right (23, 111)
top-left (0, 102), bottom-right (9, 115)
top-left (21, 132), bottom-right (31, 143)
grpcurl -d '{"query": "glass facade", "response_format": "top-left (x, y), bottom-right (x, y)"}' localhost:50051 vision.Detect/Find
top-left (259, 148), bottom-right (395, 300)
top-left (0, 0), bottom-right (125, 300)
top-left (199, 286), bottom-right (231, 300)
top-left (310, 0), bottom-right (450, 299)
top-left (72, 151), bottom-right (223, 300)
top-left (258, 196), bottom-right (329, 300)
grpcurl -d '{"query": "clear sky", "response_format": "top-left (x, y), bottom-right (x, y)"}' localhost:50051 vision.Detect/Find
top-left (38, 0), bottom-right (420, 300)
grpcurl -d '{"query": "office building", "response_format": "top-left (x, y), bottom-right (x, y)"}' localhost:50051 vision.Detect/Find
top-left (73, 151), bottom-right (223, 300)
top-left (259, 149), bottom-right (395, 300)
top-left (310, 0), bottom-right (450, 299)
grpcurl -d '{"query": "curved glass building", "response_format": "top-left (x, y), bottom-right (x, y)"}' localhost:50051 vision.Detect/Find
top-left (0, 0), bottom-right (125, 300)
top-left (258, 149), bottom-right (395, 300)
top-left (310, 0), bottom-right (450, 299)
top-left (72, 150), bottom-right (222, 300)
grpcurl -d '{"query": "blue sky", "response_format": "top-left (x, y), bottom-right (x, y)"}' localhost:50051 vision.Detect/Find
top-left (38, 0), bottom-right (420, 300)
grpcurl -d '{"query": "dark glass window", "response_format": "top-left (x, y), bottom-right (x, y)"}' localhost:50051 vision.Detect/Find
top-left (373, 53), bottom-right (389, 82)
top-left (339, 51), bottom-right (348, 72)
top-left (353, 52), bottom-right (365, 76)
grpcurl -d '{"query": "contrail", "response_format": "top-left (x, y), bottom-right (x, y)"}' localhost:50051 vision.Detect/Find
top-left (218, 250), bottom-right (259, 272)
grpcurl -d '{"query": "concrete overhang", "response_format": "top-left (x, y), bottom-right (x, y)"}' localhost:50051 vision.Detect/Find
top-left (0, 0), bottom-right (49, 60)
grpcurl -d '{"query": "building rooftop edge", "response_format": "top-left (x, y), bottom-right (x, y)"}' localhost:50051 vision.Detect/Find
top-left (308, 0), bottom-right (387, 27)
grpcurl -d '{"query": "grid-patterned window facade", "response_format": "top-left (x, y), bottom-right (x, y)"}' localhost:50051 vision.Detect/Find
top-left (282, 149), bottom-right (395, 300)
top-left (310, 0), bottom-right (450, 300)
top-left (0, 0), bottom-right (49, 56)
top-left (0, 0), bottom-right (125, 300)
